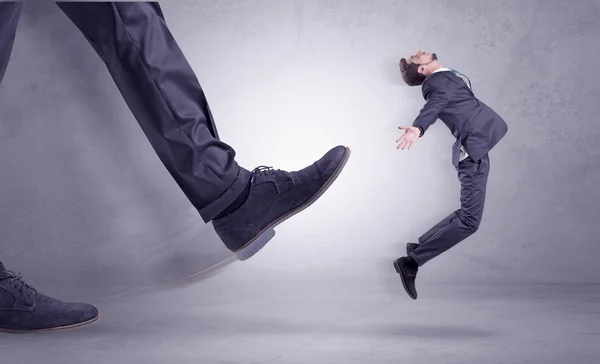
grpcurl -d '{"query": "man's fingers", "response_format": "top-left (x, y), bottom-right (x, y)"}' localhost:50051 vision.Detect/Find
top-left (398, 126), bottom-right (408, 130)
top-left (396, 135), bottom-right (417, 150)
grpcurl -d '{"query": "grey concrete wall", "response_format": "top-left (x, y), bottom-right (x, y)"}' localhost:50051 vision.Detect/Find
top-left (0, 0), bottom-right (598, 301)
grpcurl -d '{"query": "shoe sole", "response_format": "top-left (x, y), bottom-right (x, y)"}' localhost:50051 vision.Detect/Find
top-left (393, 260), bottom-right (417, 300)
top-left (0, 314), bottom-right (99, 334)
top-left (234, 146), bottom-right (352, 261)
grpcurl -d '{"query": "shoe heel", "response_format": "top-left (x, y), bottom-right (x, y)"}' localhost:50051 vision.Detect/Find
top-left (393, 260), bottom-right (401, 273)
top-left (235, 228), bottom-right (276, 261)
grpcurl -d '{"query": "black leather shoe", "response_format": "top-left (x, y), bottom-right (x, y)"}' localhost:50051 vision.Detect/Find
top-left (406, 242), bottom-right (419, 256)
top-left (213, 145), bottom-right (351, 260)
top-left (393, 257), bottom-right (418, 300)
top-left (0, 269), bottom-right (99, 332)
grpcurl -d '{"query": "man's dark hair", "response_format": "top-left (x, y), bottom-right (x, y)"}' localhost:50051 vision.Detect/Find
top-left (399, 53), bottom-right (437, 87)
top-left (399, 59), bottom-right (426, 86)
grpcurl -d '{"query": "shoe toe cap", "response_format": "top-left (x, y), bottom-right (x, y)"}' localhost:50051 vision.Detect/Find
top-left (319, 145), bottom-right (348, 172)
top-left (37, 294), bottom-right (99, 327)
top-left (79, 302), bottom-right (99, 321)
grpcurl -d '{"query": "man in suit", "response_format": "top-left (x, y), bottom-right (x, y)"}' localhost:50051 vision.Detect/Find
top-left (393, 50), bottom-right (508, 299)
top-left (0, 2), bottom-right (351, 332)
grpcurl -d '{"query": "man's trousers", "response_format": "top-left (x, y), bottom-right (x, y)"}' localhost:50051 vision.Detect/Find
top-left (0, 2), bottom-right (251, 224)
top-left (410, 155), bottom-right (491, 266)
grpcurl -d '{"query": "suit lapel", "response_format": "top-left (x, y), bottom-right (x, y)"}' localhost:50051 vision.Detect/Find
top-left (440, 72), bottom-right (474, 96)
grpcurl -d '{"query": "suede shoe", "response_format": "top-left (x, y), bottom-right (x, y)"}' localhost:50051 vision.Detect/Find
top-left (393, 257), bottom-right (418, 300)
top-left (213, 145), bottom-right (351, 260)
top-left (0, 268), bottom-right (99, 332)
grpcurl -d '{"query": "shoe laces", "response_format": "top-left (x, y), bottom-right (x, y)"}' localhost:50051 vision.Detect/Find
top-left (251, 165), bottom-right (278, 176)
top-left (1, 271), bottom-right (37, 296)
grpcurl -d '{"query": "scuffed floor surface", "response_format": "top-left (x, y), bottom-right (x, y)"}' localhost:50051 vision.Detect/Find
top-left (1, 264), bottom-right (598, 364)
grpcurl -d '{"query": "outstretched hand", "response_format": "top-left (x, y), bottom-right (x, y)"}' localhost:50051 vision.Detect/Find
top-left (396, 126), bottom-right (421, 150)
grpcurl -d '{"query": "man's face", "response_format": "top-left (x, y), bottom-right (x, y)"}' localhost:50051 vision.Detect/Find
top-left (406, 50), bottom-right (435, 65)
top-left (400, 50), bottom-right (437, 74)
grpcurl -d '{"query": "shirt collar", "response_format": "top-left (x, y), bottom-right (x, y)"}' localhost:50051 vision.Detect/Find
top-left (432, 67), bottom-right (451, 74)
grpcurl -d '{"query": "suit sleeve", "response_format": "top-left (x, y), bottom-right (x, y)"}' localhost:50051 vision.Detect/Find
top-left (412, 82), bottom-right (449, 137)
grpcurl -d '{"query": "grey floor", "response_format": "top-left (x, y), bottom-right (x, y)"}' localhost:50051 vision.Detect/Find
top-left (1, 1), bottom-right (600, 363)
top-left (2, 265), bottom-right (599, 363)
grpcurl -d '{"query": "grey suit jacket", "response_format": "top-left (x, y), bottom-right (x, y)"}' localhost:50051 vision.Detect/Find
top-left (412, 71), bottom-right (508, 166)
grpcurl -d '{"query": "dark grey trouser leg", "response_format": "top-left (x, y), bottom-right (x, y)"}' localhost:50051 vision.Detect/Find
top-left (410, 155), bottom-right (490, 266)
top-left (56, 2), bottom-right (251, 222)
top-left (0, 2), bottom-right (22, 85)
top-left (0, 2), bottom-right (23, 268)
